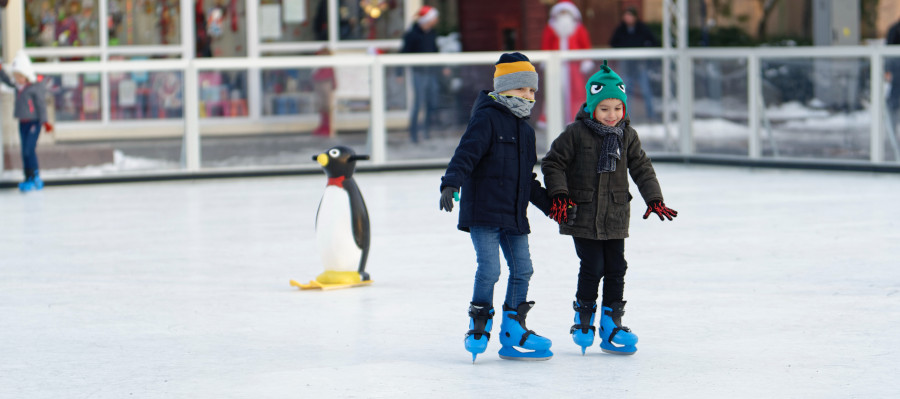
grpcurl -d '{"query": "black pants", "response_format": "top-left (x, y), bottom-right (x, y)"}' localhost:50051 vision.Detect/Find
top-left (573, 237), bottom-right (627, 306)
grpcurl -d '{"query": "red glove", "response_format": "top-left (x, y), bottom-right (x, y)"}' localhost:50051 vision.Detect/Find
top-left (643, 200), bottom-right (677, 221)
top-left (43, 122), bottom-right (54, 133)
top-left (550, 194), bottom-right (577, 225)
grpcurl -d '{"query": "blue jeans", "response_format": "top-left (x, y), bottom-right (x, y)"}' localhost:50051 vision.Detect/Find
top-left (618, 60), bottom-right (655, 119)
top-left (469, 226), bottom-right (534, 308)
top-left (19, 121), bottom-right (41, 178)
top-left (409, 70), bottom-right (438, 143)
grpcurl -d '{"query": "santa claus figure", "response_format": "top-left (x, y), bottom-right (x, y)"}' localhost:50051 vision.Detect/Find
top-left (540, 0), bottom-right (593, 123)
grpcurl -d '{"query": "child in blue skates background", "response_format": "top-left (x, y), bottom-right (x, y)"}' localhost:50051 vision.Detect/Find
top-left (439, 52), bottom-right (554, 362)
top-left (0, 51), bottom-right (53, 192)
top-left (542, 61), bottom-right (677, 355)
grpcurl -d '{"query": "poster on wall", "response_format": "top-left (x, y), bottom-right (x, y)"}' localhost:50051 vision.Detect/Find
top-left (259, 4), bottom-right (282, 39)
top-left (62, 73), bottom-right (80, 88)
top-left (283, 0), bottom-right (305, 23)
top-left (118, 80), bottom-right (137, 107)
top-left (83, 86), bottom-right (101, 113)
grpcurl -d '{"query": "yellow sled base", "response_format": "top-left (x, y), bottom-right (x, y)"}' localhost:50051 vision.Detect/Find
top-left (290, 271), bottom-right (372, 291)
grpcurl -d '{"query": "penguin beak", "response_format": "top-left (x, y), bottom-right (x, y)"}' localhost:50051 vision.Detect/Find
top-left (315, 154), bottom-right (329, 166)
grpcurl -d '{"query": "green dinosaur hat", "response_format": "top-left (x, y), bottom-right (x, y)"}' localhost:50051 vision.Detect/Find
top-left (584, 60), bottom-right (627, 119)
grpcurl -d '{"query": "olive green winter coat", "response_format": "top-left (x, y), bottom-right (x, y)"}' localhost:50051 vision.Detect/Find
top-left (541, 109), bottom-right (663, 240)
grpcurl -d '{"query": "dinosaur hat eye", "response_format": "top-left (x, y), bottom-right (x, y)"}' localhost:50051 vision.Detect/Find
top-left (590, 83), bottom-right (604, 95)
top-left (328, 148), bottom-right (341, 158)
top-left (617, 83), bottom-right (626, 93)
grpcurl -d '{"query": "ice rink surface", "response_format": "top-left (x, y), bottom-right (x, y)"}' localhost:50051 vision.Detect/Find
top-left (1, 164), bottom-right (898, 398)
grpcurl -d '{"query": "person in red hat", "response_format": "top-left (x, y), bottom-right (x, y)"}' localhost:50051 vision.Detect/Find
top-left (540, 0), bottom-right (593, 124)
top-left (400, 6), bottom-right (440, 143)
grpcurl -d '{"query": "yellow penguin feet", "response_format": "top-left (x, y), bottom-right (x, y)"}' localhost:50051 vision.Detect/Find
top-left (290, 271), bottom-right (372, 291)
top-left (316, 270), bottom-right (362, 285)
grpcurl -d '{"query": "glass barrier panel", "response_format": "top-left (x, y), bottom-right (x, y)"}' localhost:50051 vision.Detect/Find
top-left (384, 62), bottom-right (542, 162)
top-left (198, 0), bottom-right (247, 57)
top-left (3, 72), bottom-right (182, 181)
top-left (110, 70), bottom-right (183, 120)
top-left (107, 0), bottom-right (181, 46)
top-left (197, 70), bottom-right (248, 119)
top-left (44, 72), bottom-right (104, 122)
top-left (25, 0), bottom-right (101, 47)
top-left (339, 0), bottom-right (405, 40)
top-left (597, 58), bottom-right (670, 153)
top-left (760, 58), bottom-right (870, 160)
top-left (199, 65), bottom-right (369, 168)
top-left (693, 58), bottom-right (748, 156)
top-left (259, 0), bottom-right (325, 42)
top-left (883, 56), bottom-right (900, 163)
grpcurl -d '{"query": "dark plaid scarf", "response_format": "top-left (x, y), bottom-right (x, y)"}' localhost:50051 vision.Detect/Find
top-left (583, 118), bottom-right (624, 173)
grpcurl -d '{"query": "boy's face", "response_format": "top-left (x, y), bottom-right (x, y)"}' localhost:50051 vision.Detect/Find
top-left (499, 87), bottom-right (536, 101)
top-left (593, 98), bottom-right (624, 126)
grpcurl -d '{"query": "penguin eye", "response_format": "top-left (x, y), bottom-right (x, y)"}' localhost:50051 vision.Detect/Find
top-left (617, 83), bottom-right (626, 93)
top-left (590, 84), bottom-right (604, 95)
top-left (328, 149), bottom-right (341, 158)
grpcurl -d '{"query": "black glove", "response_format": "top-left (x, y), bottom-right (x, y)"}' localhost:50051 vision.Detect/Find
top-left (550, 194), bottom-right (577, 225)
top-left (643, 200), bottom-right (677, 221)
top-left (440, 186), bottom-right (459, 212)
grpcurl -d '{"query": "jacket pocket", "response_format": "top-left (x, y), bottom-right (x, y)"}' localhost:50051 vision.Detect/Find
top-left (570, 188), bottom-right (595, 203)
top-left (608, 190), bottom-right (631, 232)
top-left (496, 135), bottom-right (518, 159)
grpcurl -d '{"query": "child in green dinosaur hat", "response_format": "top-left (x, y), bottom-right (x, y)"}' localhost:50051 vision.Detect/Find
top-left (584, 60), bottom-right (628, 121)
top-left (541, 60), bottom-right (678, 355)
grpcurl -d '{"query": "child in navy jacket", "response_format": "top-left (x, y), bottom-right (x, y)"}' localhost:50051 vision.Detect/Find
top-left (439, 52), bottom-right (554, 362)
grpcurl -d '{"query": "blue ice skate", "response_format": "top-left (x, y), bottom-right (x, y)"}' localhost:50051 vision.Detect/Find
top-left (498, 301), bottom-right (553, 361)
top-left (570, 300), bottom-right (597, 355)
top-left (464, 303), bottom-right (494, 363)
top-left (599, 301), bottom-right (638, 355)
top-left (18, 179), bottom-right (35, 192)
top-left (32, 173), bottom-right (44, 190)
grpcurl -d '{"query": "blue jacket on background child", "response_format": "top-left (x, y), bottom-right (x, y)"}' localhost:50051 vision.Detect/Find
top-left (439, 52), bottom-right (554, 362)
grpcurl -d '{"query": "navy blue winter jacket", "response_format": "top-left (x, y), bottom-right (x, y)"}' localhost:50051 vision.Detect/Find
top-left (440, 91), bottom-right (551, 234)
top-left (400, 23), bottom-right (439, 76)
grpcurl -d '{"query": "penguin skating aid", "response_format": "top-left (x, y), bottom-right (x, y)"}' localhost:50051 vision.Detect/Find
top-left (291, 146), bottom-right (372, 290)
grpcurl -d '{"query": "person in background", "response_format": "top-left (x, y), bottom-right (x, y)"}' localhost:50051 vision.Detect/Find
top-left (312, 47), bottom-right (336, 137)
top-left (540, 0), bottom-right (593, 124)
top-left (610, 7), bottom-right (659, 121)
top-left (400, 5), bottom-right (440, 144)
top-left (885, 17), bottom-right (900, 124)
top-left (55, 1), bottom-right (81, 46)
top-left (0, 51), bottom-right (54, 192)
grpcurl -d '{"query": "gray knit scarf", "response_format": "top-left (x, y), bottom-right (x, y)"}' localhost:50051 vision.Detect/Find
top-left (583, 118), bottom-right (624, 173)
top-left (489, 92), bottom-right (534, 119)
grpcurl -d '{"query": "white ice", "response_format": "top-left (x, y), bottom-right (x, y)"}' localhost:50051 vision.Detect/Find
top-left (1, 165), bottom-right (899, 398)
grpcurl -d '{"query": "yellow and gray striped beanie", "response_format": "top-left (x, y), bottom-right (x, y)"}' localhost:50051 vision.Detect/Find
top-left (493, 52), bottom-right (539, 93)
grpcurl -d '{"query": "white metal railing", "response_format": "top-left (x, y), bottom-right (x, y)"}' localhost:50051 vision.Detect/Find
top-left (4, 45), bottom-right (900, 180)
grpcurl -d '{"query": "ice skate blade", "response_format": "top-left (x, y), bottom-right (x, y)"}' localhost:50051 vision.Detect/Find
top-left (572, 332), bottom-right (594, 351)
top-left (498, 346), bottom-right (553, 361)
top-left (600, 343), bottom-right (636, 355)
top-left (465, 336), bottom-right (489, 355)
